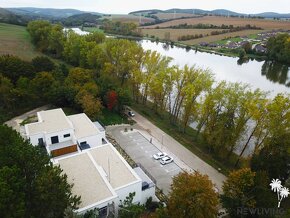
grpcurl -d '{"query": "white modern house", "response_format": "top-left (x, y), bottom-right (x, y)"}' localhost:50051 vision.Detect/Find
top-left (24, 108), bottom-right (156, 216)
top-left (25, 108), bottom-right (106, 157)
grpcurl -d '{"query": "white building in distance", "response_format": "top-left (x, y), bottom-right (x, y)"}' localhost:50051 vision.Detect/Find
top-left (24, 108), bottom-right (156, 216)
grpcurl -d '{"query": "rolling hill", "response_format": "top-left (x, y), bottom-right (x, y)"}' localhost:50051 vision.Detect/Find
top-left (130, 8), bottom-right (290, 18)
top-left (0, 8), bottom-right (29, 25)
top-left (7, 7), bottom-right (102, 19)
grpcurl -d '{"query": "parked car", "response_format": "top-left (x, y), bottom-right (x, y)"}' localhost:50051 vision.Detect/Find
top-left (153, 152), bottom-right (168, 160)
top-left (128, 111), bottom-right (135, 117)
top-left (160, 156), bottom-right (173, 165)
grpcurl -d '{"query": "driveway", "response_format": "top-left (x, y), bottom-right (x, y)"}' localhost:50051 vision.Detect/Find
top-left (107, 126), bottom-right (183, 195)
top-left (118, 108), bottom-right (226, 193)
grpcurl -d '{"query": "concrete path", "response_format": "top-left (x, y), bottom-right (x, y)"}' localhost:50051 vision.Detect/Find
top-left (126, 109), bottom-right (226, 193)
top-left (4, 105), bottom-right (50, 133)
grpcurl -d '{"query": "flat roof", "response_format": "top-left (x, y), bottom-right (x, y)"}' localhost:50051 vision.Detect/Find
top-left (26, 109), bottom-right (72, 135)
top-left (67, 114), bottom-right (100, 139)
top-left (57, 153), bottom-right (115, 209)
top-left (89, 144), bottom-right (139, 189)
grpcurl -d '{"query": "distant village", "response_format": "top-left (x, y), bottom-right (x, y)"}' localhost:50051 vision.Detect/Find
top-left (199, 29), bottom-right (290, 53)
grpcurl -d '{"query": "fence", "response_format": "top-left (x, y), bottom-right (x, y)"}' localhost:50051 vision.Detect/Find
top-left (136, 162), bottom-right (157, 185)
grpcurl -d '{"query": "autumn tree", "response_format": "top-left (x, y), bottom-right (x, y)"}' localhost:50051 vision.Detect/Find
top-left (165, 171), bottom-right (219, 218)
top-left (105, 90), bottom-right (118, 111)
top-left (221, 168), bottom-right (256, 217)
top-left (102, 38), bottom-right (143, 86)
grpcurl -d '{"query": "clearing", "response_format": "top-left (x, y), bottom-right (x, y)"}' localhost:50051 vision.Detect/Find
top-left (0, 23), bottom-right (42, 61)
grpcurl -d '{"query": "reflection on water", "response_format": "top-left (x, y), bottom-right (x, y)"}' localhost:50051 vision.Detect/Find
top-left (139, 40), bottom-right (290, 96)
top-left (262, 61), bottom-right (290, 87)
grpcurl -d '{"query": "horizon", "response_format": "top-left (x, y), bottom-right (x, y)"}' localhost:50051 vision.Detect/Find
top-left (1, 0), bottom-right (290, 14)
top-left (3, 6), bottom-right (290, 15)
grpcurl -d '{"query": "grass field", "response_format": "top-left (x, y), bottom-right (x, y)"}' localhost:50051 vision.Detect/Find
top-left (141, 28), bottom-right (227, 41)
top-left (141, 28), bottom-right (264, 44)
top-left (143, 15), bottom-right (290, 30)
top-left (0, 23), bottom-right (42, 61)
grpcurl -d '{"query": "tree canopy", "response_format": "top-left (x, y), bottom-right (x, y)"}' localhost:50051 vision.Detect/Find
top-left (0, 125), bottom-right (80, 218)
top-left (165, 171), bottom-right (219, 218)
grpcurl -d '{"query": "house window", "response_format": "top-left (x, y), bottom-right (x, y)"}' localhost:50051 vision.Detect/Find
top-left (51, 136), bottom-right (59, 144)
top-left (64, 133), bottom-right (70, 138)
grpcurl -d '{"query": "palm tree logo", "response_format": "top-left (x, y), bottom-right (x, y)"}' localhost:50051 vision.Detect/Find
top-left (270, 178), bottom-right (289, 208)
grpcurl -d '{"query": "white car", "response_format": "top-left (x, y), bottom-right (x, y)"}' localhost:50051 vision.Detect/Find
top-left (153, 152), bottom-right (168, 160)
top-left (128, 111), bottom-right (135, 117)
top-left (160, 156), bottom-right (173, 165)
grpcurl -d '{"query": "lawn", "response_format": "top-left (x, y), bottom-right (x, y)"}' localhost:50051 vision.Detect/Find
top-left (0, 23), bottom-right (42, 61)
top-left (99, 108), bottom-right (131, 126)
top-left (132, 102), bottom-right (248, 175)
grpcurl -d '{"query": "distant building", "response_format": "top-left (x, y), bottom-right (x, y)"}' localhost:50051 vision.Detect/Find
top-left (254, 44), bottom-right (267, 53)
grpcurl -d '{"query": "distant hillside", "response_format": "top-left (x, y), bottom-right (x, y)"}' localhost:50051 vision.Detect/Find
top-left (253, 12), bottom-right (290, 18)
top-left (130, 8), bottom-right (290, 18)
top-left (62, 13), bottom-right (102, 26)
top-left (7, 7), bottom-right (102, 19)
top-left (0, 8), bottom-right (29, 25)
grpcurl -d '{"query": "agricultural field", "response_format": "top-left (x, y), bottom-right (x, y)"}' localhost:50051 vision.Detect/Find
top-left (143, 15), bottom-right (290, 30)
top-left (180, 30), bottom-right (264, 45)
top-left (141, 28), bottom-right (226, 41)
top-left (0, 23), bottom-right (42, 60)
top-left (140, 16), bottom-right (290, 45)
top-left (102, 14), bottom-right (154, 24)
top-left (154, 13), bottom-right (199, 20)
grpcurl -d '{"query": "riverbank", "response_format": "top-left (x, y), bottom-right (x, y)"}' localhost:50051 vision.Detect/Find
top-left (103, 32), bottom-right (268, 60)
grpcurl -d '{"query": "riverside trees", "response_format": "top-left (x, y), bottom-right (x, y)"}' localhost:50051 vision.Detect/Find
top-left (23, 20), bottom-right (290, 165)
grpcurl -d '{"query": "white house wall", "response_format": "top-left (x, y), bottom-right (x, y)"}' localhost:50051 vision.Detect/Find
top-left (28, 133), bottom-right (44, 146)
top-left (44, 129), bottom-right (75, 146)
top-left (140, 186), bottom-right (156, 205)
top-left (77, 134), bottom-right (103, 147)
top-left (115, 181), bottom-right (142, 205)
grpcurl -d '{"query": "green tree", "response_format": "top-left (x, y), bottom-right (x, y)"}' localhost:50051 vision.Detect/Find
top-left (119, 192), bottom-right (145, 218)
top-left (165, 171), bottom-right (219, 218)
top-left (27, 20), bottom-right (52, 52)
top-left (0, 125), bottom-right (80, 218)
top-left (32, 56), bottom-right (55, 72)
top-left (267, 33), bottom-right (290, 64)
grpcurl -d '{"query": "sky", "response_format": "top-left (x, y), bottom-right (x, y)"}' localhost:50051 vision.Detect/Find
top-left (1, 0), bottom-right (290, 14)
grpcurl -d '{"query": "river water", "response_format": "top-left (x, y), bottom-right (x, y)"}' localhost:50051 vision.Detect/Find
top-left (139, 40), bottom-right (290, 156)
top-left (139, 40), bottom-right (290, 97)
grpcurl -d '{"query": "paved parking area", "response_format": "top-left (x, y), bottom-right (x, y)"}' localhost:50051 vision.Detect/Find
top-left (113, 129), bottom-right (183, 195)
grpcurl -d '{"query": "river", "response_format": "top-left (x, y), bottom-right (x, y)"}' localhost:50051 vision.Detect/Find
top-left (139, 40), bottom-right (290, 97)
